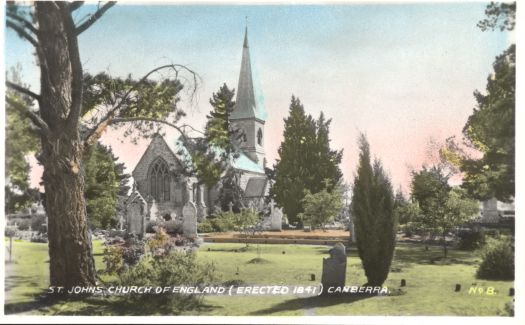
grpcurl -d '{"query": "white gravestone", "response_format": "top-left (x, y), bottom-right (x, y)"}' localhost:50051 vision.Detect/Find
top-left (182, 202), bottom-right (198, 237)
top-left (149, 199), bottom-right (159, 222)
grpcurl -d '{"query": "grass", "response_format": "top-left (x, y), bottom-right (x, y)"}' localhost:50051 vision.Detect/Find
top-left (4, 240), bottom-right (514, 316)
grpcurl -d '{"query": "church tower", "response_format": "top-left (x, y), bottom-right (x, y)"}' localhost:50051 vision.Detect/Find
top-left (230, 26), bottom-right (267, 168)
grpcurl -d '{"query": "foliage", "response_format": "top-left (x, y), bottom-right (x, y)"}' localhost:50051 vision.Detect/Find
top-left (5, 67), bottom-right (40, 214)
top-left (453, 45), bottom-right (515, 202)
top-left (197, 220), bottom-right (215, 233)
top-left (476, 236), bottom-right (514, 280)
top-left (121, 234), bottom-right (145, 266)
top-left (298, 182), bottom-right (343, 230)
top-left (477, 2), bottom-right (516, 31)
top-left (31, 214), bottom-right (47, 234)
top-left (203, 209), bottom-right (259, 232)
top-left (84, 144), bottom-right (120, 229)
top-left (217, 168), bottom-right (245, 213)
top-left (352, 134), bottom-right (397, 286)
top-left (457, 228), bottom-right (486, 250)
top-left (16, 219), bottom-right (31, 231)
top-left (394, 202), bottom-right (421, 227)
top-left (117, 250), bottom-right (217, 313)
top-left (272, 96), bottom-right (342, 223)
top-left (189, 84), bottom-right (240, 187)
top-left (411, 166), bottom-right (479, 256)
top-left (159, 220), bottom-right (182, 235)
top-left (103, 245), bottom-right (125, 275)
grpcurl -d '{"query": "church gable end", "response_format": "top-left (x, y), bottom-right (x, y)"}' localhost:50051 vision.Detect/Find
top-left (132, 135), bottom-right (182, 196)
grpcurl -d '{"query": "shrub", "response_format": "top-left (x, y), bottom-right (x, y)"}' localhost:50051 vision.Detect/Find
top-left (146, 220), bottom-right (161, 233)
top-left (213, 212), bottom-right (236, 231)
top-left (30, 233), bottom-right (48, 243)
top-left (162, 220), bottom-right (182, 234)
top-left (476, 236), bottom-right (514, 280)
top-left (31, 214), bottom-right (47, 234)
top-left (117, 250), bottom-right (217, 313)
top-left (457, 228), bottom-right (486, 250)
top-left (16, 219), bottom-right (31, 231)
top-left (122, 234), bottom-right (145, 266)
top-left (103, 245), bottom-right (125, 275)
top-left (197, 220), bottom-right (214, 233)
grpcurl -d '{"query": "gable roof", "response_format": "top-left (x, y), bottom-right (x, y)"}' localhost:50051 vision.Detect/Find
top-left (244, 177), bottom-right (268, 198)
top-left (136, 134), bottom-right (265, 175)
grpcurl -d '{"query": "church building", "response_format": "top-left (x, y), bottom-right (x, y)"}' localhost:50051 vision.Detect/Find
top-left (129, 27), bottom-right (269, 223)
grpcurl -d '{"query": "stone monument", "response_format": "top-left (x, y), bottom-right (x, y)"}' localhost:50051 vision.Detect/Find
top-left (182, 202), bottom-right (198, 237)
top-left (126, 191), bottom-right (147, 237)
top-left (149, 199), bottom-right (159, 222)
top-left (321, 242), bottom-right (347, 293)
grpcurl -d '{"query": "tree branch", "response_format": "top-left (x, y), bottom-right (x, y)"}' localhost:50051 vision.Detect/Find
top-left (6, 19), bottom-right (39, 48)
top-left (70, 1), bottom-right (85, 12)
top-left (6, 12), bottom-right (38, 35)
top-left (6, 97), bottom-right (50, 137)
top-left (109, 117), bottom-right (189, 141)
top-left (75, 1), bottom-right (116, 35)
top-left (82, 64), bottom-right (199, 143)
top-left (82, 115), bottom-right (190, 149)
top-left (6, 81), bottom-right (41, 101)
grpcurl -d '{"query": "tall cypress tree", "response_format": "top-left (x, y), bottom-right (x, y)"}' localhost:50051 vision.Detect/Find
top-left (313, 112), bottom-right (343, 193)
top-left (352, 134), bottom-right (396, 286)
top-left (271, 96), bottom-right (317, 223)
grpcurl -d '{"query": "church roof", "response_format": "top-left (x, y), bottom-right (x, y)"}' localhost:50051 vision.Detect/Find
top-left (244, 177), bottom-right (268, 198)
top-left (165, 137), bottom-right (265, 175)
top-left (231, 27), bottom-right (267, 122)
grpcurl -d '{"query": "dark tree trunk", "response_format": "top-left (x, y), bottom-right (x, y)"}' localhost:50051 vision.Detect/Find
top-left (35, 2), bottom-right (96, 288)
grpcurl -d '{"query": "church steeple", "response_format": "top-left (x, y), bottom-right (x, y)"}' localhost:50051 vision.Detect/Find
top-left (230, 25), bottom-right (267, 168)
top-left (231, 26), bottom-right (267, 121)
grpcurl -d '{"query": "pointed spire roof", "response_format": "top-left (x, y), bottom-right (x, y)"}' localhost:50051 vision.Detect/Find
top-left (231, 26), bottom-right (267, 121)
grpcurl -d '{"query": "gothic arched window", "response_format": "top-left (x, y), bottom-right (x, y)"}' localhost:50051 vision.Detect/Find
top-left (257, 128), bottom-right (263, 146)
top-left (149, 158), bottom-right (170, 202)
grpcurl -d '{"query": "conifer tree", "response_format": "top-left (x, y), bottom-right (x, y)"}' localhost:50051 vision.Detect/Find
top-left (352, 134), bottom-right (396, 286)
top-left (193, 84), bottom-right (238, 187)
top-left (271, 96), bottom-right (317, 223)
top-left (312, 112), bottom-right (343, 193)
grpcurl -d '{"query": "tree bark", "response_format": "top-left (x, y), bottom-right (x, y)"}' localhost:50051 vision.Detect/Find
top-left (36, 2), bottom-right (96, 288)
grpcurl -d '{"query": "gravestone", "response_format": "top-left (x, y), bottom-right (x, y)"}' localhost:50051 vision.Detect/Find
top-left (149, 199), bottom-right (159, 222)
top-left (321, 242), bottom-right (347, 293)
top-left (126, 193), bottom-right (147, 237)
top-left (182, 202), bottom-right (198, 238)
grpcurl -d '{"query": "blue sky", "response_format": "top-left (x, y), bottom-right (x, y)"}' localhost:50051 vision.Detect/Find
top-left (4, 2), bottom-right (513, 192)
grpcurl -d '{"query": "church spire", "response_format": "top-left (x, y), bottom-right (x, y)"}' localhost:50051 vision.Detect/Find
top-left (231, 24), bottom-right (267, 121)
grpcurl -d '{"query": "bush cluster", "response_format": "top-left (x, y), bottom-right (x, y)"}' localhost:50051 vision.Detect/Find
top-left (31, 214), bottom-right (47, 234)
top-left (457, 228), bottom-right (486, 250)
top-left (476, 236), bottom-right (514, 280)
top-left (198, 210), bottom-right (259, 233)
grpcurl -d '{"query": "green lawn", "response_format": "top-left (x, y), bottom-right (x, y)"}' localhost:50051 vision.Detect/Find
top-left (4, 240), bottom-right (514, 316)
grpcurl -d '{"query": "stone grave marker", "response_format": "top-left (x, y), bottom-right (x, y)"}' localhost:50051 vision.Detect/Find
top-left (182, 202), bottom-right (198, 237)
top-left (126, 196), bottom-right (147, 236)
top-left (149, 199), bottom-right (159, 222)
top-left (321, 242), bottom-right (347, 293)
top-left (269, 200), bottom-right (283, 231)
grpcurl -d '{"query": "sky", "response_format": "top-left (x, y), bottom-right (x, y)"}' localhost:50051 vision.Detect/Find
top-left (4, 1), bottom-right (513, 194)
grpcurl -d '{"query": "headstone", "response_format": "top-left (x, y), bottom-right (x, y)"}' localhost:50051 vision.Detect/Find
top-left (182, 202), bottom-right (198, 238)
top-left (126, 195), bottom-right (147, 236)
top-left (118, 214), bottom-right (124, 231)
top-left (197, 185), bottom-right (207, 222)
top-left (149, 199), bottom-right (159, 222)
top-left (228, 201), bottom-right (234, 212)
top-left (268, 200), bottom-right (283, 231)
top-left (321, 242), bottom-right (347, 293)
top-left (455, 284), bottom-right (461, 292)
